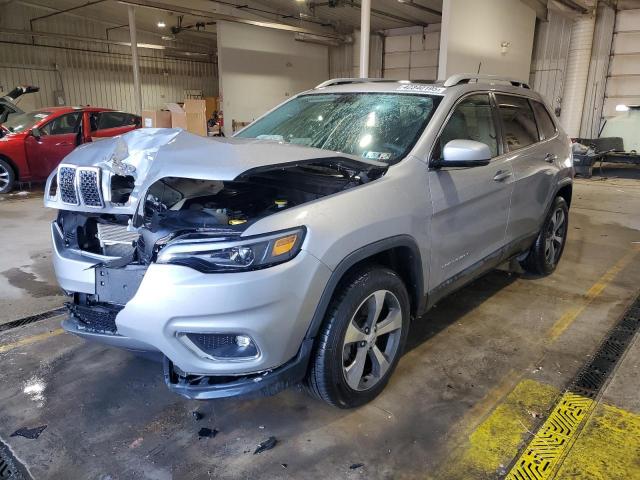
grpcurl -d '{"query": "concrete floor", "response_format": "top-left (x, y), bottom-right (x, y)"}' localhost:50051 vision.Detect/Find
top-left (0, 166), bottom-right (639, 480)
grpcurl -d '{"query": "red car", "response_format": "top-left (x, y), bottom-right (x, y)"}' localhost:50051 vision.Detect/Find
top-left (0, 107), bottom-right (141, 193)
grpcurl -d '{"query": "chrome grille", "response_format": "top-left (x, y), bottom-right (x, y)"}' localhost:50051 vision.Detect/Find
top-left (78, 168), bottom-right (103, 207)
top-left (58, 166), bottom-right (78, 205)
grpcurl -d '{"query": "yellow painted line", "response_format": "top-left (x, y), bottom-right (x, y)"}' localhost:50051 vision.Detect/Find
top-left (0, 328), bottom-right (65, 354)
top-left (547, 248), bottom-right (639, 341)
top-left (433, 248), bottom-right (640, 478)
top-left (433, 379), bottom-right (559, 480)
top-left (554, 402), bottom-right (640, 479)
top-left (506, 392), bottom-right (595, 480)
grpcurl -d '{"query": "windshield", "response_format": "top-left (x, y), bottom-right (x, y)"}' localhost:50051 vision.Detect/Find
top-left (236, 93), bottom-right (441, 163)
top-left (2, 111), bottom-right (52, 133)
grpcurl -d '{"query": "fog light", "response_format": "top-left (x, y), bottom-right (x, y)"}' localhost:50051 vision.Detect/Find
top-left (181, 333), bottom-right (258, 359)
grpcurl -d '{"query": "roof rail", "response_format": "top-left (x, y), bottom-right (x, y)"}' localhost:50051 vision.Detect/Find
top-left (314, 78), bottom-right (398, 89)
top-left (443, 74), bottom-right (531, 89)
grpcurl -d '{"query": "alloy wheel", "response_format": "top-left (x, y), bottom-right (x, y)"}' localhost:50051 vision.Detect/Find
top-left (342, 289), bottom-right (403, 391)
top-left (545, 207), bottom-right (566, 265)
top-left (0, 164), bottom-right (10, 191)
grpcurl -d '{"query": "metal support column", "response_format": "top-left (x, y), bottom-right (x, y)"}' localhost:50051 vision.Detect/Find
top-left (359, 0), bottom-right (371, 78)
top-left (128, 5), bottom-right (143, 115)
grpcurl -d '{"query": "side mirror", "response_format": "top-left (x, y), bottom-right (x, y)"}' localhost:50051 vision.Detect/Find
top-left (31, 127), bottom-right (42, 139)
top-left (440, 139), bottom-right (491, 167)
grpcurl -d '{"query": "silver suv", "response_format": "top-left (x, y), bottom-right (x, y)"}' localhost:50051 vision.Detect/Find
top-left (45, 74), bottom-right (573, 408)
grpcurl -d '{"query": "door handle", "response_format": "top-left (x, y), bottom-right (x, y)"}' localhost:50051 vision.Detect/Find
top-left (544, 153), bottom-right (557, 163)
top-left (493, 170), bottom-right (512, 182)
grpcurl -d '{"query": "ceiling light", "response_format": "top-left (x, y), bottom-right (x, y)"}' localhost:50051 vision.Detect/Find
top-left (616, 104), bottom-right (629, 112)
top-left (157, 21), bottom-right (166, 28)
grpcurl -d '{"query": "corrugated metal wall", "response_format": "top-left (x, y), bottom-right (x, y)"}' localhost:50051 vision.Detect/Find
top-left (529, 8), bottom-right (574, 118)
top-left (560, 13), bottom-right (595, 137)
top-left (604, 8), bottom-right (640, 118)
top-left (0, 3), bottom-right (217, 113)
top-left (580, 3), bottom-right (616, 138)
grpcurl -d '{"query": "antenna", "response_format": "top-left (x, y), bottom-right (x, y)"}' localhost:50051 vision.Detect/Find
top-left (477, 62), bottom-right (482, 74)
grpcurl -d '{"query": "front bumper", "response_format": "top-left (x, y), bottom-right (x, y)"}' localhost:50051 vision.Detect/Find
top-left (52, 222), bottom-right (331, 378)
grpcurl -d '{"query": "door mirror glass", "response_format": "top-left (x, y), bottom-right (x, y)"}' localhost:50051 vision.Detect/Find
top-left (441, 139), bottom-right (491, 167)
top-left (31, 127), bottom-right (42, 139)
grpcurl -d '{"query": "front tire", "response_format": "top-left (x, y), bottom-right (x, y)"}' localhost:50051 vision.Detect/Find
top-left (0, 158), bottom-right (15, 194)
top-left (520, 196), bottom-right (569, 275)
top-left (305, 266), bottom-right (410, 408)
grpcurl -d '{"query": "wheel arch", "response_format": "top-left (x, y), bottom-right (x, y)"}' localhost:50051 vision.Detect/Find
top-left (555, 180), bottom-right (572, 208)
top-left (305, 235), bottom-right (424, 342)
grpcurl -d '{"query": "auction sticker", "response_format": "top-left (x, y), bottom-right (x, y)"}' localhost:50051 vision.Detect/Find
top-left (396, 84), bottom-right (446, 94)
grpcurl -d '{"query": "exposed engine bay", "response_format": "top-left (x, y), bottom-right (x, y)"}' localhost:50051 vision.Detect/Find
top-left (56, 159), bottom-right (386, 266)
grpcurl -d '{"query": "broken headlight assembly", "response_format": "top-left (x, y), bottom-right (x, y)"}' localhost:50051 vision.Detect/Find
top-left (155, 227), bottom-right (305, 273)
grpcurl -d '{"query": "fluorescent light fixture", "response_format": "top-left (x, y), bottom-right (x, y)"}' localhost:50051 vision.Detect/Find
top-left (157, 21), bottom-right (166, 28)
top-left (616, 104), bottom-right (629, 112)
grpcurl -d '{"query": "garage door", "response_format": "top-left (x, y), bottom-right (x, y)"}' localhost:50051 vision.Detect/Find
top-left (383, 26), bottom-right (440, 81)
top-left (604, 8), bottom-right (640, 118)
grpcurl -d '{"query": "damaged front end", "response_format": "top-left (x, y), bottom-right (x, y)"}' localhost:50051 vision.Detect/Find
top-left (48, 128), bottom-right (386, 397)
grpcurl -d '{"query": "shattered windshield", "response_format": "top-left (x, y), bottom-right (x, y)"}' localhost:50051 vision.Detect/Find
top-left (2, 111), bottom-right (51, 133)
top-left (236, 93), bottom-right (441, 163)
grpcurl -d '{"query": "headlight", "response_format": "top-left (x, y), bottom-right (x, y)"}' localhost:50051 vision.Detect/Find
top-left (156, 227), bottom-right (305, 273)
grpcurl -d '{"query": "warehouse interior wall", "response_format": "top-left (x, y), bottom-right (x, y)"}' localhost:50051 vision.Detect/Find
top-left (529, 7), bottom-right (575, 118)
top-left (0, 3), bottom-right (217, 114)
top-left (329, 33), bottom-right (383, 79)
top-left (580, 2), bottom-right (616, 138)
top-left (217, 21), bottom-right (328, 136)
top-left (438, 0), bottom-right (536, 81)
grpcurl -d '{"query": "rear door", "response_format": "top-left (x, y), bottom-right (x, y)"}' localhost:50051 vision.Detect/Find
top-left (427, 93), bottom-right (514, 290)
top-left (91, 111), bottom-right (139, 139)
top-left (496, 95), bottom-right (558, 245)
top-left (24, 112), bottom-right (81, 179)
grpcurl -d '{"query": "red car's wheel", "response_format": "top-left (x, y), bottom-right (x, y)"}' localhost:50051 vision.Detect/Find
top-left (0, 158), bottom-right (15, 194)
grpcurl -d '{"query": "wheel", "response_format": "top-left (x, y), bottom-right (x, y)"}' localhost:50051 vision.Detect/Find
top-left (305, 266), bottom-right (410, 408)
top-left (520, 196), bottom-right (569, 275)
top-left (0, 158), bottom-right (15, 194)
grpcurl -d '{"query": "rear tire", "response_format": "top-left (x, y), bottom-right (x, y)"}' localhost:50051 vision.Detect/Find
top-left (0, 158), bottom-right (15, 194)
top-left (304, 266), bottom-right (410, 408)
top-left (520, 196), bottom-right (569, 275)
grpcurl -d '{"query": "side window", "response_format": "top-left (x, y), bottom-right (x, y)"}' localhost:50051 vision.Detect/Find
top-left (97, 112), bottom-right (130, 130)
top-left (531, 101), bottom-right (556, 140)
top-left (41, 112), bottom-right (82, 135)
top-left (434, 94), bottom-right (498, 160)
top-left (495, 95), bottom-right (539, 151)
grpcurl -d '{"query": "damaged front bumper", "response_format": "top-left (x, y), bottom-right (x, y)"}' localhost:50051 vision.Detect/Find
top-left (163, 338), bottom-right (314, 399)
top-left (52, 221), bottom-right (332, 395)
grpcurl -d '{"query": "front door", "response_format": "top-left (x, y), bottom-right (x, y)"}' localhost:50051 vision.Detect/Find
top-left (24, 112), bottom-right (82, 180)
top-left (427, 93), bottom-right (514, 290)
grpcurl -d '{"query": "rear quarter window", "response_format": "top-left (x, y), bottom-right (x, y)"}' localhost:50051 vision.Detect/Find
top-left (495, 94), bottom-right (539, 152)
top-left (531, 101), bottom-right (557, 140)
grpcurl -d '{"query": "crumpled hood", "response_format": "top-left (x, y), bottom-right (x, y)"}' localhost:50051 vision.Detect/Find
top-left (44, 128), bottom-right (380, 214)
